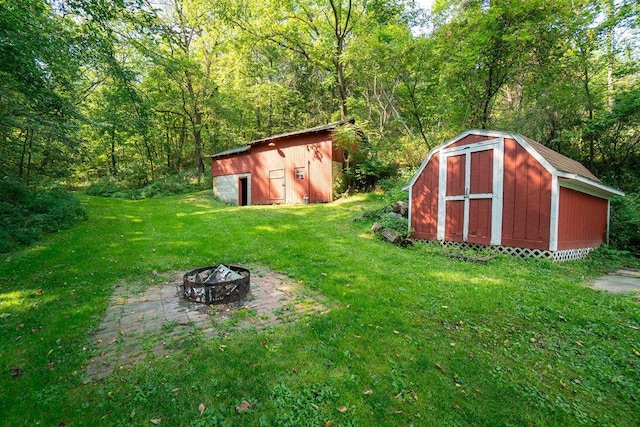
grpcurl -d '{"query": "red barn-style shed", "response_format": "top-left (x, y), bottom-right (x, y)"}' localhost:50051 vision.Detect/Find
top-left (211, 119), bottom-right (353, 205)
top-left (407, 129), bottom-right (624, 261)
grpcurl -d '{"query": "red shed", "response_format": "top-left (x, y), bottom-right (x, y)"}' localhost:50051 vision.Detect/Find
top-left (407, 130), bottom-right (624, 261)
top-left (211, 119), bottom-right (353, 205)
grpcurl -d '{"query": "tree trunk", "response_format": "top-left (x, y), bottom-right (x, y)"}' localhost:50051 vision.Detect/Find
top-left (110, 126), bottom-right (118, 177)
top-left (605, 0), bottom-right (615, 110)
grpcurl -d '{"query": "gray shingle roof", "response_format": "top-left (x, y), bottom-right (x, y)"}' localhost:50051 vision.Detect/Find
top-left (519, 135), bottom-right (600, 182)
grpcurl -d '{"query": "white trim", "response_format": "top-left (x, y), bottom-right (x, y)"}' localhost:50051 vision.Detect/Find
top-left (437, 153), bottom-right (447, 241)
top-left (440, 138), bottom-right (502, 156)
top-left (491, 138), bottom-right (504, 245)
top-left (463, 151), bottom-right (471, 240)
top-left (606, 199), bottom-right (611, 244)
top-left (549, 175), bottom-right (559, 251)
top-left (438, 139), bottom-right (502, 244)
top-left (558, 175), bottom-right (624, 198)
top-left (407, 186), bottom-right (413, 233)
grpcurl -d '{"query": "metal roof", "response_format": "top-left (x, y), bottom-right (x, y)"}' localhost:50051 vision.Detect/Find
top-left (209, 145), bottom-right (250, 160)
top-left (209, 118), bottom-right (355, 159)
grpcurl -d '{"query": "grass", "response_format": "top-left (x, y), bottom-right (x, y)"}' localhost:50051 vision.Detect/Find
top-left (0, 191), bottom-right (639, 426)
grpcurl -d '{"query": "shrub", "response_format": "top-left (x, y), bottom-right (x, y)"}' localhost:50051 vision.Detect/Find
top-left (609, 194), bottom-right (640, 256)
top-left (379, 211), bottom-right (412, 238)
top-left (0, 177), bottom-right (88, 253)
top-left (345, 158), bottom-right (397, 192)
top-left (85, 172), bottom-right (208, 200)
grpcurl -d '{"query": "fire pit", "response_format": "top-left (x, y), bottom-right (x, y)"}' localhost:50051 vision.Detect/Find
top-left (182, 265), bottom-right (250, 304)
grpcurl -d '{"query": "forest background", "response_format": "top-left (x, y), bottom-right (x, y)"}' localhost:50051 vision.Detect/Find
top-left (1, 0), bottom-right (639, 252)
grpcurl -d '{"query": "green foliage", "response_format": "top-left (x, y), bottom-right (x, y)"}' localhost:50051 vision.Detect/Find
top-left (378, 211), bottom-right (411, 238)
top-left (345, 158), bottom-right (398, 192)
top-left (0, 177), bottom-right (87, 252)
top-left (609, 194), bottom-right (640, 256)
top-left (85, 172), bottom-right (208, 199)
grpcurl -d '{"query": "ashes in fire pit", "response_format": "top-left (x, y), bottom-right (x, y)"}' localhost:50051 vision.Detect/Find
top-left (183, 265), bottom-right (250, 304)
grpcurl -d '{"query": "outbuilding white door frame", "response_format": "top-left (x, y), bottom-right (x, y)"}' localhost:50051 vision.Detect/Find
top-left (437, 138), bottom-right (504, 245)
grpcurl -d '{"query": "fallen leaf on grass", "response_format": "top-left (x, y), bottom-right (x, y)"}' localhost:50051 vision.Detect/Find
top-left (150, 419), bottom-right (161, 425)
top-left (11, 366), bottom-right (23, 377)
top-left (172, 388), bottom-right (180, 393)
top-left (198, 403), bottom-right (205, 416)
top-left (363, 389), bottom-right (373, 395)
top-left (218, 345), bottom-right (227, 352)
top-left (35, 289), bottom-right (44, 295)
top-left (338, 406), bottom-right (348, 413)
top-left (325, 421), bottom-right (334, 427)
top-left (435, 363), bottom-right (446, 374)
top-left (633, 349), bottom-right (640, 357)
top-left (575, 340), bottom-right (583, 347)
top-left (310, 403), bottom-right (319, 410)
top-left (235, 400), bottom-right (253, 412)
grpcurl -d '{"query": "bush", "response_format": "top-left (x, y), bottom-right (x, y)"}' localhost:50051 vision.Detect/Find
top-left (609, 194), bottom-right (640, 256)
top-left (0, 177), bottom-right (88, 253)
top-left (379, 211), bottom-right (412, 238)
top-left (346, 158), bottom-right (397, 192)
top-left (85, 172), bottom-right (208, 200)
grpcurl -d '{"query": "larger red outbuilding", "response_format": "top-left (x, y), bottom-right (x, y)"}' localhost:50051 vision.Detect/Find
top-left (406, 129), bottom-right (624, 261)
top-left (211, 119), bottom-right (353, 206)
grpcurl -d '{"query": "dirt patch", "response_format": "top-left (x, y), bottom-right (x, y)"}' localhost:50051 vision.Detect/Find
top-left (84, 266), bottom-right (327, 382)
top-left (591, 269), bottom-right (640, 294)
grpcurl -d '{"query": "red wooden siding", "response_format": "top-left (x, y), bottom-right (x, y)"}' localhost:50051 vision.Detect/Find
top-left (557, 187), bottom-right (608, 249)
top-left (410, 153), bottom-right (439, 240)
top-left (212, 130), bottom-right (337, 205)
top-left (467, 149), bottom-right (494, 245)
top-left (470, 150), bottom-right (493, 194)
top-left (212, 154), bottom-right (251, 176)
top-left (501, 137), bottom-right (551, 250)
top-left (446, 154), bottom-right (465, 196)
top-left (445, 200), bottom-right (464, 241)
top-left (249, 133), bottom-right (333, 205)
top-left (409, 130), bottom-right (617, 254)
top-left (448, 134), bottom-right (492, 148)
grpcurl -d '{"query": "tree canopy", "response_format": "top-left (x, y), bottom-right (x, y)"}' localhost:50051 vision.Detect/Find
top-left (1, 0), bottom-right (638, 191)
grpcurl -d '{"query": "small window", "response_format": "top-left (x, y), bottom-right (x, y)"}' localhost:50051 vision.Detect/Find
top-left (295, 167), bottom-right (305, 180)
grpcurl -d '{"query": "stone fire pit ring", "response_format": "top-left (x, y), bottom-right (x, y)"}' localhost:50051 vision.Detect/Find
top-left (182, 265), bottom-right (250, 305)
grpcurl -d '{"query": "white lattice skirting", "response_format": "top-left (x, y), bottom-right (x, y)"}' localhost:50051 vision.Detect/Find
top-left (438, 241), bottom-right (596, 262)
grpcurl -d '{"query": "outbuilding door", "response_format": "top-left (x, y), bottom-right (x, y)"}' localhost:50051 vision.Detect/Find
top-left (438, 139), bottom-right (503, 245)
top-left (269, 169), bottom-right (285, 203)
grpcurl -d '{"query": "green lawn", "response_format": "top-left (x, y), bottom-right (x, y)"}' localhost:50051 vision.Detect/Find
top-left (1, 192), bottom-right (639, 426)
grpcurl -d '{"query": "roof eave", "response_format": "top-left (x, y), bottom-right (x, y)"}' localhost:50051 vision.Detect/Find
top-left (557, 173), bottom-right (625, 198)
top-left (249, 118), bottom-right (355, 147)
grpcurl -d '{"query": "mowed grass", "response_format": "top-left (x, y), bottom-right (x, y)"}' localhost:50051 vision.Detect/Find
top-left (0, 191), bottom-right (639, 426)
